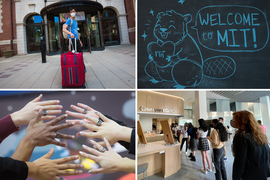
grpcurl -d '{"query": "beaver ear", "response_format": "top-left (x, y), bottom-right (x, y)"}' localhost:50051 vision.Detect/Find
top-left (157, 12), bottom-right (165, 20)
top-left (184, 14), bottom-right (192, 24)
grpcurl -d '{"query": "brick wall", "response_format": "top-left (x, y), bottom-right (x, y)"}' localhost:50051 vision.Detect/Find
top-left (124, 0), bottom-right (135, 44)
top-left (0, 0), bottom-right (17, 57)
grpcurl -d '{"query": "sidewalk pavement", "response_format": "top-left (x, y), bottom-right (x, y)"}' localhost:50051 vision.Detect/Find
top-left (0, 45), bottom-right (135, 89)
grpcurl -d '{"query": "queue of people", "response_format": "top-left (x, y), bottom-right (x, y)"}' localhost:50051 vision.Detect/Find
top-left (0, 94), bottom-right (135, 180)
top-left (175, 110), bottom-right (270, 180)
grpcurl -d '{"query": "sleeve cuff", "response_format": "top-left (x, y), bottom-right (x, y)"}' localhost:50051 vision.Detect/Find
top-left (0, 115), bottom-right (19, 143)
top-left (128, 128), bottom-right (135, 155)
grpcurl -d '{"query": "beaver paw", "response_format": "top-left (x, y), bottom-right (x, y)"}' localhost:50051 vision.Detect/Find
top-left (150, 78), bottom-right (160, 84)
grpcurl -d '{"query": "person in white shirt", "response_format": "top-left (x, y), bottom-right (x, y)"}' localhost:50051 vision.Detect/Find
top-left (180, 123), bottom-right (189, 154)
top-left (172, 123), bottom-right (180, 142)
top-left (197, 119), bottom-right (211, 174)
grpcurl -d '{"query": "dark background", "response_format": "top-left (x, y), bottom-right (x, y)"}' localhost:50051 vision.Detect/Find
top-left (0, 91), bottom-right (135, 180)
top-left (138, 0), bottom-right (270, 88)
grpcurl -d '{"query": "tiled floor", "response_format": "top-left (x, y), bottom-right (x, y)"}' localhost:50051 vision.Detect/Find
top-left (144, 138), bottom-right (237, 180)
top-left (0, 45), bottom-right (135, 89)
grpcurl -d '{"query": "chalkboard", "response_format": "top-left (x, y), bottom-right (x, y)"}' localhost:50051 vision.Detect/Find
top-left (138, 0), bottom-right (270, 89)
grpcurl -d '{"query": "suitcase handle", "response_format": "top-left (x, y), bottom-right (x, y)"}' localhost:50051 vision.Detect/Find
top-left (69, 38), bottom-right (77, 53)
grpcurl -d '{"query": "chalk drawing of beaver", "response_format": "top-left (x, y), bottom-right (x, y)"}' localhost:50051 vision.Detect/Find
top-left (145, 10), bottom-right (236, 88)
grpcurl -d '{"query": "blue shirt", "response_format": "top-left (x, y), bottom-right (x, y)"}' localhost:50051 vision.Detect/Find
top-left (65, 18), bottom-right (79, 39)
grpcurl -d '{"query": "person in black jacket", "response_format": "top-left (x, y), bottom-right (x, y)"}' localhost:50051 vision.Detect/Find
top-left (232, 110), bottom-right (270, 180)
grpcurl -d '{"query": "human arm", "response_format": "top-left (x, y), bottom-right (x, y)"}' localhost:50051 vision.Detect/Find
top-left (0, 115), bottom-right (19, 143)
top-left (11, 110), bottom-right (75, 161)
top-left (79, 138), bottom-right (135, 174)
top-left (27, 148), bottom-right (83, 180)
top-left (0, 157), bottom-right (28, 180)
top-left (63, 19), bottom-right (74, 38)
top-left (232, 133), bottom-right (247, 180)
top-left (207, 129), bottom-right (219, 146)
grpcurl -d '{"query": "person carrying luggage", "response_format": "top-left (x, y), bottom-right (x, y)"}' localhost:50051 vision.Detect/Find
top-left (62, 7), bottom-right (83, 52)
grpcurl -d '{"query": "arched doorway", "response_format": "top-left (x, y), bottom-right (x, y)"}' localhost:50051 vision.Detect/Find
top-left (101, 8), bottom-right (120, 46)
top-left (26, 15), bottom-right (44, 53)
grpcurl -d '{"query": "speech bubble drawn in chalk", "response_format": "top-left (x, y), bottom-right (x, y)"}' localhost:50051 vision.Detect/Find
top-left (203, 56), bottom-right (236, 79)
top-left (192, 5), bottom-right (269, 52)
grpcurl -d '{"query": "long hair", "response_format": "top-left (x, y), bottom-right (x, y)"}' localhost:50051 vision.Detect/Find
top-left (233, 110), bottom-right (268, 146)
top-left (188, 122), bottom-right (194, 129)
top-left (212, 119), bottom-right (228, 142)
top-left (198, 119), bottom-right (207, 132)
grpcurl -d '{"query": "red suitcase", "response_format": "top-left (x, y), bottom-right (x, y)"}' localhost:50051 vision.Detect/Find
top-left (61, 39), bottom-right (85, 88)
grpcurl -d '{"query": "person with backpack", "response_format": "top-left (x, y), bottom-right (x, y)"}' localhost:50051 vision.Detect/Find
top-left (207, 119), bottom-right (228, 180)
top-left (62, 7), bottom-right (83, 52)
top-left (180, 123), bottom-right (189, 154)
top-left (187, 122), bottom-right (198, 161)
top-left (172, 123), bottom-right (180, 142)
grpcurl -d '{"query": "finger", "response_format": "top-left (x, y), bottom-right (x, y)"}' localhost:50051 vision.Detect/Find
top-left (88, 168), bottom-right (105, 175)
top-left (76, 103), bottom-right (94, 111)
top-left (82, 144), bottom-right (101, 156)
top-left (65, 111), bottom-right (86, 119)
top-left (58, 170), bottom-right (83, 176)
top-left (53, 132), bottom-right (75, 140)
top-left (89, 140), bottom-right (104, 152)
top-left (53, 155), bottom-right (79, 164)
top-left (42, 148), bottom-right (54, 159)
top-left (49, 139), bottom-right (67, 147)
top-left (57, 164), bottom-right (84, 170)
top-left (79, 151), bottom-right (99, 162)
top-left (70, 104), bottom-right (88, 114)
top-left (65, 120), bottom-right (83, 124)
top-left (33, 109), bottom-right (43, 123)
top-left (39, 100), bottom-right (60, 106)
top-left (44, 110), bottom-right (62, 115)
top-left (85, 116), bottom-right (99, 124)
top-left (103, 137), bottom-right (113, 151)
top-left (42, 105), bottom-right (63, 110)
top-left (80, 121), bottom-right (99, 131)
top-left (52, 122), bottom-right (75, 131)
top-left (41, 115), bottom-right (57, 121)
top-left (97, 141), bottom-right (106, 147)
top-left (48, 114), bottom-right (68, 126)
top-left (76, 129), bottom-right (93, 137)
top-left (95, 111), bottom-right (109, 122)
top-left (77, 131), bottom-right (99, 138)
top-left (31, 94), bottom-right (43, 102)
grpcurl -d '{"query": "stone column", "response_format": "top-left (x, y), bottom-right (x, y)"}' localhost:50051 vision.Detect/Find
top-left (117, 14), bottom-right (130, 44)
top-left (194, 91), bottom-right (208, 127)
top-left (44, 14), bottom-right (49, 54)
top-left (16, 23), bottom-right (27, 55)
top-left (260, 96), bottom-right (270, 139)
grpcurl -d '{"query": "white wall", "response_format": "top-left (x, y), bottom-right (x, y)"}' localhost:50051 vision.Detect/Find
top-left (138, 114), bottom-right (178, 132)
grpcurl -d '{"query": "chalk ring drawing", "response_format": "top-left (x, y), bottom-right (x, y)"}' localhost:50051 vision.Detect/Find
top-left (144, 9), bottom-right (236, 88)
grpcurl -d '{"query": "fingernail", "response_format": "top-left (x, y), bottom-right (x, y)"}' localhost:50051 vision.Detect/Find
top-left (72, 122), bottom-right (75, 125)
top-left (88, 171), bottom-right (92, 174)
top-left (90, 140), bottom-right (94, 143)
top-left (50, 148), bottom-right (54, 152)
top-left (80, 121), bottom-right (84, 124)
top-left (104, 137), bottom-right (107, 141)
top-left (71, 135), bottom-right (75, 139)
top-left (79, 151), bottom-right (84, 155)
top-left (85, 116), bottom-right (88, 119)
top-left (64, 114), bottom-right (68, 117)
top-left (80, 164), bottom-right (84, 168)
top-left (79, 170), bottom-right (83, 174)
top-left (93, 145), bottom-right (96, 149)
top-left (56, 100), bottom-right (60, 103)
top-left (74, 155), bottom-right (79, 159)
top-left (82, 144), bottom-right (86, 148)
top-left (80, 132), bottom-right (83, 135)
top-left (95, 111), bottom-right (98, 114)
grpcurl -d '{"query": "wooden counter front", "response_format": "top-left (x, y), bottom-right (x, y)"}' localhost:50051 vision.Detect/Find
top-left (137, 141), bottom-right (181, 179)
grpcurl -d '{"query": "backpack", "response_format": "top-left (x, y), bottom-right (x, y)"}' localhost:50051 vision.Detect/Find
top-left (177, 129), bottom-right (181, 137)
top-left (63, 19), bottom-right (73, 39)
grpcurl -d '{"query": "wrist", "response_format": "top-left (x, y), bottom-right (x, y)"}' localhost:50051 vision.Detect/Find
top-left (118, 158), bottom-right (135, 173)
top-left (10, 111), bottom-right (23, 127)
top-left (26, 162), bottom-right (38, 179)
top-left (23, 134), bottom-right (37, 148)
top-left (118, 126), bottom-right (132, 142)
